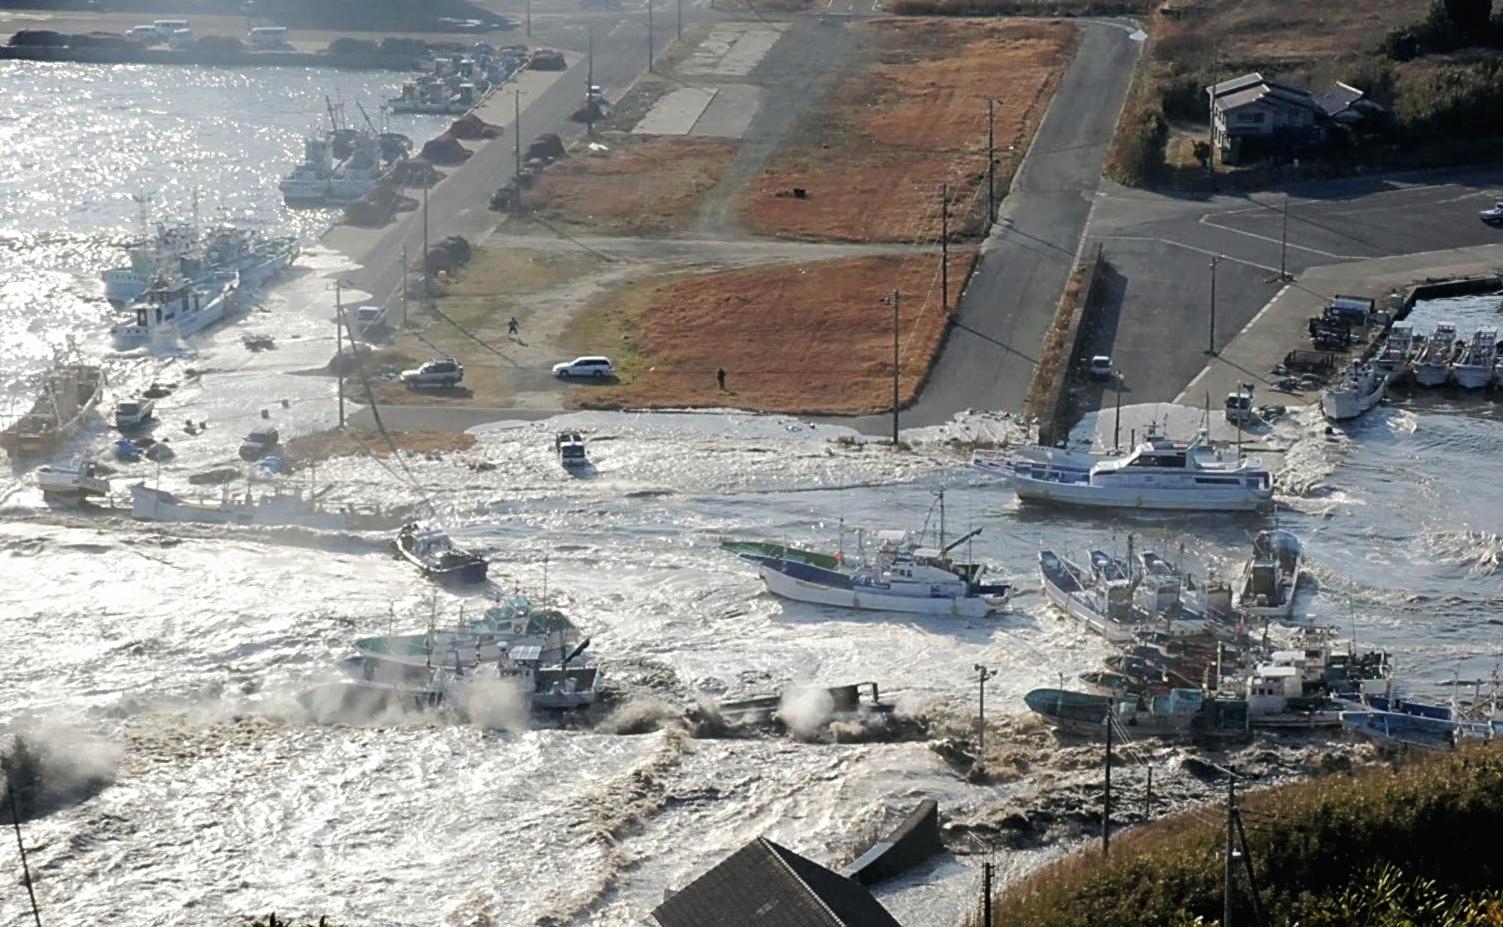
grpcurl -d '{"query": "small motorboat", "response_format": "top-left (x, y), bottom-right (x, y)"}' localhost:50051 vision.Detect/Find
top-left (392, 522), bottom-right (489, 584)
top-left (1478, 200), bottom-right (1503, 227)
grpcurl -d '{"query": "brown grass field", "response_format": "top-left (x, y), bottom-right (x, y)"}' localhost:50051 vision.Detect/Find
top-left (524, 135), bottom-right (739, 237)
top-left (739, 19), bottom-right (1077, 242)
top-left (573, 251), bottom-right (977, 414)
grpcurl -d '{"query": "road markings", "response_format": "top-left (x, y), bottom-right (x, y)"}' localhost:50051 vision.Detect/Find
top-left (1099, 235), bottom-right (1284, 274)
top-left (1197, 214), bottom-right (1362, 260)
top-left (1171, 284), bottom-right (1290, 404)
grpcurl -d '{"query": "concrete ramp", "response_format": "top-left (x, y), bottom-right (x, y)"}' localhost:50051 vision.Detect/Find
top-left (633, 86), bottom-right (717, 135)
top-left (845, 799), bottom-right (941, 886)
top-left (681, 22), bottom-right (786, 77)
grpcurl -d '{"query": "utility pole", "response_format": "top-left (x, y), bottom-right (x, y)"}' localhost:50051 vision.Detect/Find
top-left (940, 184), bottom-right (950, 311)
top-left (1113, 370), bottom-right (1123, 451)
top-left (986, 98), bottom-right (997, 226)
top-left (647, 0), bottom-right (654, 73)
top-left (335, 283), bottom-right (346, 428)
top-left (586, 29), bottom-right (596, 136)
top-left (677, 0), bottom-right (683, 39)
top-left (1144, 766), bottom-right (1153, 819)
top-left (1103, 712), bottom-right (1113, 858)
top-left (973, 664), bottom-right (997, 772)
top-left (1279, 195), bottom-right (1290, 281)
top-left (8, 782), bottom-right (43, 927)
top-left (422, 184), bottom-right (430, 297)
top-left (514, 90), bottom-right (522, 185)
top-left (981, 858), bottom-right (994, 927)
top-left (400, 245), bottom-right (408, 326)
top-left (1224, 771), bottom-right (1237, 927)
top-left (1207, 255), bottom-right (1219, 355)
top-left (525, 0), bottom-right (532, 35)
top-left (888, 290), bottom-right (901, 446)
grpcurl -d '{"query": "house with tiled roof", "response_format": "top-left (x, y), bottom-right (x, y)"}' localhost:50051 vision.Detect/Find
top-left (1207, 73), bottom-right (1382, 164)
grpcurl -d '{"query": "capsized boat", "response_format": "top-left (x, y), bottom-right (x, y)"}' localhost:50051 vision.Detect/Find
top-left (972, 429), bottom-right (1273, 512)
top-left (1234, 528), bottom-right (1303, 619)
top-left (1321, 361), bottom-right (1392, 421)
top-left (0, 363), bottom-right (105, 459)
top-left (130, 482), bottom-right (399, 531)
top-left (392, 522), bottom-right (489, 584)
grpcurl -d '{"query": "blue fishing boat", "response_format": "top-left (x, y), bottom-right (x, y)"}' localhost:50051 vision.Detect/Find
top-left (1340, 710), bottom-right (1493, 751)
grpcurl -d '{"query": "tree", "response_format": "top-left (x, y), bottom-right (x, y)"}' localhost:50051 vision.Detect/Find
top-left (1443, 0), bottom-right (1492, 32)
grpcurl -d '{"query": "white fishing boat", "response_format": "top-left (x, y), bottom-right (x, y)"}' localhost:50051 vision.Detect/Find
top-left (971, 429), bottom-right (1274, 512)
top-left (129, 482), bottom-right (398, 530)
top-left (1244, 665), bottom-right (1343, 729)
top-left (35, 461), bottom-right (110, 498)
top-left (751, 492), bottom-right (1010, 618)
top-left (1234, 528), bottom-right (1303, 619)
top-left (1451, 327), bottom-right (1497, 389)
top-left (1320, 361), bottom-right (1392, 421)
top-left (1412, 322), bottom-right (1458, 386)
top-left (1373, 322), bottom-right (1415, 372)
top-left (279, 136), bottom-right (337, 206)
top-left (1038, 548), bottom-right (1140, 644)
top-left (110, 273), bottom-right (239, 350)
top-left (101, 221), bottom-right (203, 305)
top-left (332, 644), bottom-right (602, 714)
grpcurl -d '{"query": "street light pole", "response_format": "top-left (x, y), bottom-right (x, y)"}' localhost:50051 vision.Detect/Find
top-left (677, 0), bottom-right (683, 39)
top-left (1207, 255), bottom-right (1219, 355)
top-left (889, 289), bottom-right (901, 446)
top-left (525, 0), bottom-right (532, 36)
top-left (400, 245), bottom-right (408, 326)
top-left (1279, 195), bottom-right (1290, 280)
top-left (1113, 371), bottom-right (1123, 451)
top-left (335, 282), bottom-right (346, 428)
top-left (940, 184), bottom-right (949, 312)
top-left (647, 0), bottom-right (654, 73)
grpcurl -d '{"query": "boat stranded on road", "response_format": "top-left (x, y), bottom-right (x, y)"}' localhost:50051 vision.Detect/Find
top-left (972, 429), bottom-right (1274, 512)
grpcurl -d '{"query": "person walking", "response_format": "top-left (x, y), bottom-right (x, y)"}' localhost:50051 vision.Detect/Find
top-left (716, 367), bottom-right (727, 391)
top-left (507, 316), bottom-right (520, 337)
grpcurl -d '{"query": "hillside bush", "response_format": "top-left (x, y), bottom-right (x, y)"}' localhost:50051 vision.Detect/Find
top-left (325, 37), bottom-right (378, 56)
top-left (987, 743), bottom-right (1503, 927)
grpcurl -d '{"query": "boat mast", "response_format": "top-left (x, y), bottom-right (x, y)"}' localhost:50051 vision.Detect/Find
top-left (938, 489), bottom-right (946, 552)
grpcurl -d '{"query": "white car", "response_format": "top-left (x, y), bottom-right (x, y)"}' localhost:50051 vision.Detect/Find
top-left (1088, 355), bottom-right (1114, 380)
top-left (586, 84), bottom-right (606, 104)
top-left (552, 356), bottom-right (614, 379)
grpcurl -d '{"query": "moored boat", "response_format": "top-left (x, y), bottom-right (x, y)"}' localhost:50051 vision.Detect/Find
top-left (1373, 322), bottom-right (1415, 372)
top-left (1412, 322), bottom-right (1458, 387)
top-left (972, 429), bottom-right (1274, 512)
top-left (392, 522), bottom-right (489, 584)
top-left (1451, 327), bottom-right (1497, 389)
top-left (110, 273), bottom-right (240, 350)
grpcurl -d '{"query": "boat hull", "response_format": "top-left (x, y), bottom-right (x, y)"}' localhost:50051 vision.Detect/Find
top-left (129, 483), bottom-right (390, 530)
top-left (1413, 363), bottom-right (1450, 387)
top-left (1452, 366), bottom-right (1493, 389)
top-left (976, 458), bottom-right (1271, 511)
top-left (1321, 371), bottom-right (1390, 421)
top-left (1038, 551), bottom-right (1139, 644)
top-left (757, 562), bottom-right (1001, 618)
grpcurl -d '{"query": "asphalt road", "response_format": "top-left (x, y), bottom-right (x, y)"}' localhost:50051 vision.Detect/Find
top-left (339, 0), bottom-right (719, 303)
top-left (1088, 168), bottom-right (1503, 404)
top-left (897, 20), bottom-right (1144, 427)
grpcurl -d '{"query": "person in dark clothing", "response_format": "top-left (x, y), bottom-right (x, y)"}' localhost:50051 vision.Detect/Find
top-left (507, 317), bottom-right (520, 336)
top-left (716, 368), bottom-right (726, 391)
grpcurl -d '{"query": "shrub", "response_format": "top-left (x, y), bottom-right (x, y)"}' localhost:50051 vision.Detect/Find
top-left (8, 29), bottom-right (68, 47)
top-left (325, 37), bottom-right (378, 56)
top-left (196, 35), bottom-right (244, 52)
top-left (378, 36), bottom-right (429, 58)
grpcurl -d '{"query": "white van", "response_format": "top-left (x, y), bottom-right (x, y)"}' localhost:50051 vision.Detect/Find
top-left (247, 26), bottom-right (288, 48)
top-left (166, 27), bottom-right (195, 48)
top-left (127, 24), bottom-right (163, 44)
top-left (152, 19), bottom-right (189, 32)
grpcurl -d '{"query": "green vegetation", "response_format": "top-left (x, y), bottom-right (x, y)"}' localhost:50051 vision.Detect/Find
top-left (984, 744), bottom-right (1503, 927)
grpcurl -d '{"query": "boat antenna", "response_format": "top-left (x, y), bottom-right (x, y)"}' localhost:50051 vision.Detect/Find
top-left (938, 488), bottom-right (946, 553)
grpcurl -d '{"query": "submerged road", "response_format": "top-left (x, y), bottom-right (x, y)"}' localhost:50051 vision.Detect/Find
top-left (900, 20), bottom-right (1143, 427)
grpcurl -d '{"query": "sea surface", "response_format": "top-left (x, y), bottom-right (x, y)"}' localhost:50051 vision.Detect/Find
top-left (2, 62), bottom-right (1503, 927)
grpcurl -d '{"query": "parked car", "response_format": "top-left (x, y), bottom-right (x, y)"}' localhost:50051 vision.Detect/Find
top-left (127, 25), bottom-right (163, 44)
top-left (239, 425), bottom-right (280, 461)
top-left (1087, 355), bottom-right (1114, 380)
top-left (1479, 200), bottom-right (1503, 227)
top-left (586, 84), bottom-right (606, 104)
top-left (552, 356), bottom-right (614, 379)
top-left (400, 358), bottom-right (464, 388)
top-left (355, 305), bottom-right (382, 334)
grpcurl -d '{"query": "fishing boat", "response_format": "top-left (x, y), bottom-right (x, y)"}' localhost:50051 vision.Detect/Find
top-left (1321, 361), bottom-right (1392, 421)
top-left (353, 595), bottom-right (588, 670)
top-left (129, 482), bottom-right (398, 531)
top-left (1412, 323), bottom-right (1458, 387)
top-left (279, 135), bottom-right (337, 206)
top-left (1340, 710), bottom-right (1493, 751)
top-left (35, 461), bottom-right (110, 498)
top-left (110, 272), bottom-right (240, 350)
top-left (1024, 687), bottom-right (1249, 741)
top-left (392, 522), bottom-right (489, 584)
top-left (0, 363), bottom-right (105, 459)
top-left (1244, 664), bottom-right (1344, 728)
top-left (555, 431), bottom-right (588, 469)
top-left (1038, 548), bottom-right (1140, 643)
top-left (972, 429), bottom-right (1274, 512)
top-left (756, 536), bottom-right (1010, 617)
top-left (104, 224), bottom-right (297, 306)
top-left (1373, 322), bottom-right (1415, 372)
top-left (337, 641), bottom-right (601, 712)
top-left (1451, 327), bottom-right (1497, 389)
top-left (1234, 528), bottom-right (1303, 619)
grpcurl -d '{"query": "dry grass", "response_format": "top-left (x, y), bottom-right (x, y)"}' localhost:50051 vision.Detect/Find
top-left (524, 135), bottom-right (739, 237)
top-left (1026, 259), bottom-right (1089, 418)
top-left (570, 251), bottom-right (977, 414)
top-left (282, 428), bottom-right (476, 467)
top-left (738, 19), bottom-right (1076, 242)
